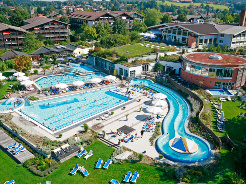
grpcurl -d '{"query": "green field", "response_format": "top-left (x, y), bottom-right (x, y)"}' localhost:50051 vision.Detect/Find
top-left (0, 141), bottom-right (176, 184)
top-left (157, 1), bottom-right (229, 10)
top-left (0, 72), bottom-right (17, 99)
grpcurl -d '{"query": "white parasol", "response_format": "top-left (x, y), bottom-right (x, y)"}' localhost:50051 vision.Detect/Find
top-left (20, 80), bottom-right (34, 87)
top-left (146, 106), bottom-right (163, 114)
top-left (152, 99), bottom-right (168, 107)
top-left (17, 76), bottom-right (29, 81)
top-left (72, 81), bottom-right (85, 86)
top-left (13, 72), bottom-right (25, 77)
top-left (0, 75), bottom-right (6, 81)
top-left (103, 75), bottom-right (116, 81)
top-left (55, 83), bottom-right (68, 88)
top-left (87, 78), bottom-right (101, 83)
top-left (153, 93), bottom-right (167, 99)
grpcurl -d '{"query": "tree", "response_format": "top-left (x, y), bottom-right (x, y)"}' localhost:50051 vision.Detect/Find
top-left (44, 39), bottom-right (55, 46)
top-left (52, 54), bottom-right (57, 65)
top-left (22, 33), bottom-right (44, 54)
top-left (154, 62), bottom-right (163, 72)
top-left (144, 8), bottom-right (163, 27)
top-left (177, 12), bottom-right (187, 22)
top-left (113, 17), bottom-right (127, 34)
top-left (37, 6), bottom-right (43, 14)
top-left (9, 14), bottom-right (24, 27)
top-left (162, 14), bottom-right (172, 23)
top-left (44, 55), bottom-right (50, 63)
top-left (0, 15), bottom-right (9, 24)
top-left (83, 25), bottom-right (97, 41)
top-left (132, 20), bottom-right (148, 33)
top-left (129, 31), bottom-right (141, 41)
top-left (59, 15), bottom-right (70, 24)
top-left (103, 22), bottom-right (113, 34)
top-left (96, 21), bottom-right (107, 38)
top-left (14, 55), bottom-right (32, 72)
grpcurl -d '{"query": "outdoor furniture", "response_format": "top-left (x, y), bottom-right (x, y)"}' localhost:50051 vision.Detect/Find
top-left (70, 164), bottom-right (80, 175)
top-left (123, 171), bottom-right (132, 182)
top-left (110, 179), bottom-right (120, 184)
top-left (95, 158), bottom-right (103, 169)
top-left (11, 143), bottom-right (21, 152)
top-left (125, 135), bottom-right (134, 143)
top-left (7, 142), bottom-right (17, 149)
top-left (77, 149), bottom-right (87, 158)
top-left (4, 180), bottom-right (15, 184)
top-left (14, 147), bottom-right (25, 155)
top-left (80, 166), bottom-right (89, 177)
top-left (103, 159), bottom-right (112, 169)
top-left (130, 172), bottom-right (139, 183)
top-left (84, 150), bottom-right (93, 160)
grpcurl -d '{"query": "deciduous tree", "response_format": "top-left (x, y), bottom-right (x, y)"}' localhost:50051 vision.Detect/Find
top-left (144, 8), bottom-right (162, 27)
top-left (162, 14), bottom-right (172, 23)
top-left (132, 20), bottom-right (148, 33)
top-left (113, 17), bottom-right (127, 34)
top-left (14, 55), bottom-right (32, 72)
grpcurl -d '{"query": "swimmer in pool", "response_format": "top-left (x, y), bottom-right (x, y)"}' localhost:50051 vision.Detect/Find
top-left (181, 104), bottom-right (184, 109)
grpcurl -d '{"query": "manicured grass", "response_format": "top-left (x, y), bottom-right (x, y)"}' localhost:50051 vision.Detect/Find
top-left (157, 1), bottom-right (229, 10)
top-left (201, 149), bottom-right (235, 183)
top-left (222, 100), bottom-right (246, 145)
top-left (0, 141), bottom-right (176, 184)
top-left (0, 72), bottom-right (17, 99)
top-left (110, 44), bottom-right (153, 58)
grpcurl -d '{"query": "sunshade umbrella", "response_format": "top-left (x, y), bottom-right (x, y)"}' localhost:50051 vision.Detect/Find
top-left (55, 83), bottom-right (68, 88)
top-left (20, 80), bottom-right (34, 87)
top-left (87, 78), bottom-right (101, 83)
top-left (76, 56), bottom-right (84, 59)
top-left (104, 75), bottom-right (116, 81)
top-left (17, 76), bottom-right (29, 81)
top-left (0, 72), bottom-right (2, 76)
top-left (152, 99), bottom-right (168, 107)
top-left (153, 93), bottom-right (167, 99)
top-left (146, 106), bottom-right (163, 115)
top-left (66, 57), bottom-right (74, 60)
top-left (0, 75), bottom-right (6, 81)
top-left (72, 81), bottom-right (84, 86)
top-left (13, 72), bottom-right (25, 77)
top-left (57, 58), bottom-right (64, 61)
top-left (220, 111), bottom-right (224, 121)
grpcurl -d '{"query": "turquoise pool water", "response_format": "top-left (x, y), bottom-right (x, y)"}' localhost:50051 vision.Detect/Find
top-left (20, 87), bottom-right (129, 131)
top-left (208, 89), bottom-right (232, 96)
top-left (130, 79), bottom-right (211, 163)
top-left (35, 72), bottom-right (106, 89)
top-left (0, 100), bottom-right (21, 111)
top-left (60, 64), bottom-right (96, 73)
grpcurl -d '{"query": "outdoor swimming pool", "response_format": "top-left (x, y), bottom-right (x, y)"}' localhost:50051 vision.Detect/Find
top-left (35, 72), bottom-right (106, 89)
top-left (60, 64), bottom-right (96, 73)
top-left (130, 78), bottom-right (211, 163)
top-left (207, 89), bottom-right (232, 96)
top-left (19, 87), bottom-right (130, 132)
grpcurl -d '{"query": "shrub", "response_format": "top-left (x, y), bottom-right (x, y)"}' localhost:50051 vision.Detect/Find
top-left (138, 154), bottom-right (143, 161)
top-left (84, 123), bottom-right (89, 132)
top-left (59, 134), bottom-right (62, 138)
top-left (111, 111), bottom-right (114, 115)
top-left (159, 154), bottom-right (164, 159)
top-left (34, 70), bottom-right (38, 74)
top-left (28, 96), bottom-right (39, 101)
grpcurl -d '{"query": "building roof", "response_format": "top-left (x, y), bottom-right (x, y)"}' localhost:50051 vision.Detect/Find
top-left (21, 17), bottom-right (68, 30)
top-left (32, 45), bottom-right (78, 56)
top-left (0, 23), bottom-right (27, 33)
top-left (1, 50), bottom-right (29, 61)
top-left (183, 52), bottom-right (246, 66)
top-left (181, 23), bottom-right (219, 35)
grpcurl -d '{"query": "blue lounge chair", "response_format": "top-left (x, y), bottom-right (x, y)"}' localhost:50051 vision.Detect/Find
top-left (4, 180), bottom-right (15, 184)
top-left (14, 147), bottom-right (25, 155)
top-left (144, 128), bottom-right (153, 132)
top-left (126, 135), bottom-right (134, 143)
top-left (12, 143), bottom-right (21, 152)
top-left (80, 166), bottom-right (89, 177)
top-left (53, 90), bottom-right (57, 94)
top-left (130, 172), bottom-right (139, 183)
top-left (7, 142), bottom-right (17, 149)
top-left (95, 158), bottom-right (103, 168)
top-left (69, 87), bottom-right (74, 91)
top-left (103, 159), bottom-right (112, 169)
top-left (70, 164), bottom-right (80, 175)
top-left (110, 179), bottom-right (120, 184)
top-left (123, 171), bottom-right (132, 182)
top-left (77, 149), bottom-right (87, 158)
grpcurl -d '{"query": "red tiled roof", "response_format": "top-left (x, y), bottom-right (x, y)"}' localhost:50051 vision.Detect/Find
top-left (184, 53), bottom-right (246, 66)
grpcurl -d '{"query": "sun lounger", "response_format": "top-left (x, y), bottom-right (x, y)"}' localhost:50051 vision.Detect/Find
top-left (110, 179), bottom-right (120, 184)
top-left (7, 142), bottom-right (17, 149)
top-left (4, 180), bottom-right (15, 184)
top-left (144, 128), bottom-right (153, 132)
top-left (125, 135), bottom-right (134, 143)
top-left (123, 171), bottom-right (132, 182)
top-left (103, 159), bottom-right (112, 169)
top-left (11, 143), bottom-right (21, 152)
top-left (80, 166), bottom-right (89, 177)
top-left (70, 164), bottom-right (80, 175)
top-left (77, 149), bottom-right (87, 158)
top-left (130, 172), bottom-right (139, 183)
top-left (14, 147), bottom-right (25, 155)
top-left (95, 158), bottom-right (103, 168)
top-left (84, 150), bottom-right (93, 160)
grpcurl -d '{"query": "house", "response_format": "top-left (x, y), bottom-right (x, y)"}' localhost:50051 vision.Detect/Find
top-left (21, 17), bottom-right (70, 44)
top-left (68, 11), bottom-right (144, 29)
top-left (1, 50), bottom-right (30, 61)
top-left (0, 23), bottom-right (28, 49)
top-left (149, 10), bottom-right (246, 48)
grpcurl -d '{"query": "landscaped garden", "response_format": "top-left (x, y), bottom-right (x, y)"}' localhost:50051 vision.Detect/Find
top-left (0, 72), bottom-right (18, 99)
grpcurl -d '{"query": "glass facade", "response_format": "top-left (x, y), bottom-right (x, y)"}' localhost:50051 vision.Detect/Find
top-left (183, 60), bottom-right (233, 78)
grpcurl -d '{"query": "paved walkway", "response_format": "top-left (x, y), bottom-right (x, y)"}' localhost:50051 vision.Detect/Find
top-left (0, 129), bottom-right (34, 164)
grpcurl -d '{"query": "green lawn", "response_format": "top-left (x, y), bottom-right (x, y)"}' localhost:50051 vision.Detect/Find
top-left (0, 141), bottom-right (175, 184)
top-left (0, 72), bottom-right (17, 99)
top-left (157, 1), bottom-right (229, 10)
top-left (222, 100), bottom-right (246, 145)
